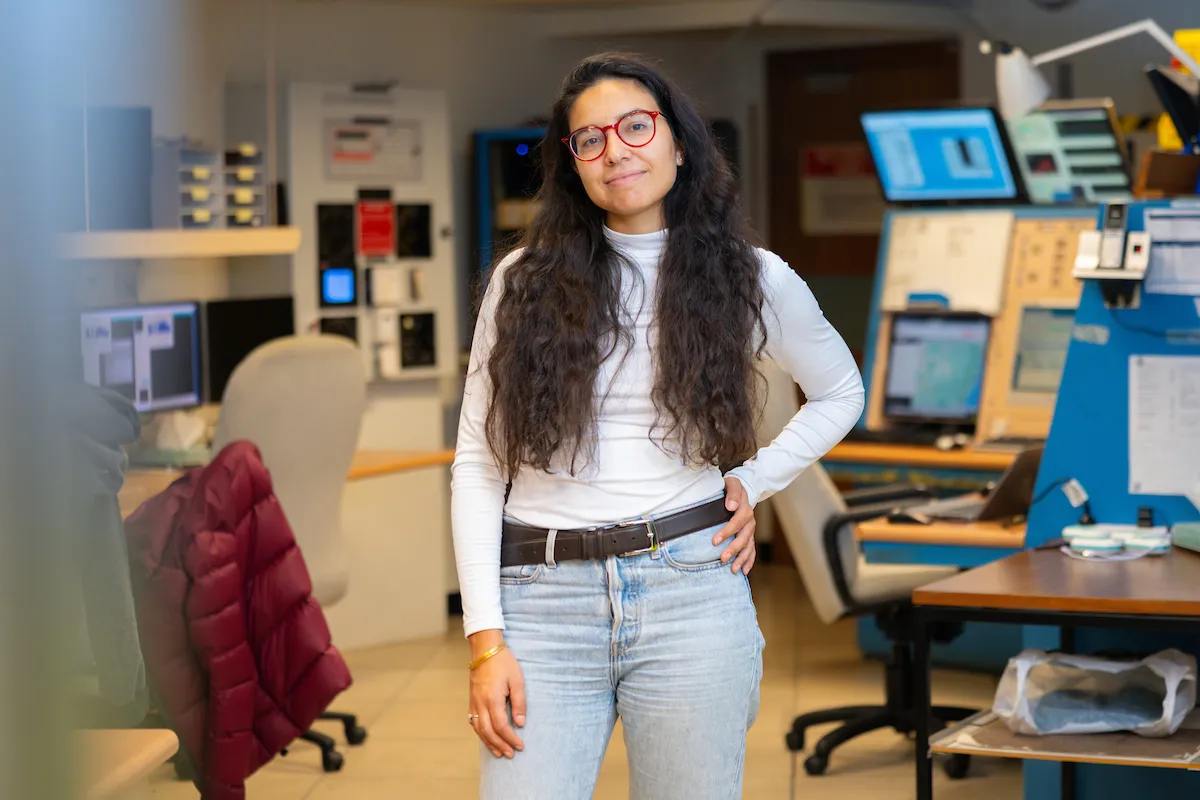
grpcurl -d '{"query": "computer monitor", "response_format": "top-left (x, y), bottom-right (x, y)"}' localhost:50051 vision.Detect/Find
top-left (80, 302), bottom-right (201, 413)
top-left (1146, 65), bottom-right (1200, 154)
top-left (860, 106), bottom-right (1026, 205)
top-left (1011, 305), bottom-right (1075, 394)
top-left (1006, 99), bottom-right (1132, 204)
top-left (884, 312), bottom-right (990, 423)
top-left (203, 296), bottom-right (295, 402)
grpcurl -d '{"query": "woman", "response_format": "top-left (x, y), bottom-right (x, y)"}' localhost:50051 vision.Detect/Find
top-left (452, 52), bottom-right (864, 799)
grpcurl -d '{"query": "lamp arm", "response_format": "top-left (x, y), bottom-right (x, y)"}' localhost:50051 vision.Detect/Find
top-left (1030, 18), bottom-right (1200, 78)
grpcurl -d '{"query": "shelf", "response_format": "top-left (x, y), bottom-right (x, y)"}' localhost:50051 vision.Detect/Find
top-left (60, 227), bottom-right (301, 260)
top-left (930, 711), bottom-right (1200, 770)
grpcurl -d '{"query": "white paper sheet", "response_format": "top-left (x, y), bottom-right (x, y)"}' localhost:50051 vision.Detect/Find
top-left (880, 210), bottom-right (1014, 315)
top-left (1144, 210), bottom-right (1200, 296)
top-left (1128, 354), bottom-right (1200, 495)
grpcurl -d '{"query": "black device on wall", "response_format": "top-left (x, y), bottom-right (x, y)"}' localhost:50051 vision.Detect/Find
top-left (399, 312), bottom-right (436, 368)
top-left (395, 204), bottom-right (433, 258)
top-left (320, 315), bottom-right (359, 343)
top-left (317, 203), bottom-right (359, 307)
top-left (203, 296), bottom-right (295, 402)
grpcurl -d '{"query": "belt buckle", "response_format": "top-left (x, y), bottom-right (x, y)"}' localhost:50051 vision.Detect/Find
top-left (616, 516), bottom-right (658, 557)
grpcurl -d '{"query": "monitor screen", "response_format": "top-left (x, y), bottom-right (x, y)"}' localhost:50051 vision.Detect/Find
top-left (1012, 306), bottom-right (1075, 394)
top-left (861, 107), bottom-right (1024, 204)
top-left (1006, 101), bottom-right (1131, 204)
top-left (884, 313), bottom-right (990, 422)
top-left (204, 296), bottom-right (295, 402)
top-left (80, 302), bottom-right (201, 413)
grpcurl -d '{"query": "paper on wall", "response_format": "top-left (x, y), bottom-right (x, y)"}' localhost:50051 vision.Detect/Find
top-left (1144, 210), bottom-right (1200, 296)
top-left (880, 210), bottom-right (1014, 315)
top-left (1129, 354), bottom-right (1200, 496)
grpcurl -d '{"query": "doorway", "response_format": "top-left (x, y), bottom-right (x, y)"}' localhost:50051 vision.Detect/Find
top-left (767, 40), bottom-right (961, 361)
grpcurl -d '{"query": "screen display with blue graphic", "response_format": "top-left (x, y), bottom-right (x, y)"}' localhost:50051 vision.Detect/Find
top-left (862, 108), bottom-right (1022, 203)
top-left (884, 313), bottom-right (989, 422)
top-left (321, 267), bottom-right (357, 306)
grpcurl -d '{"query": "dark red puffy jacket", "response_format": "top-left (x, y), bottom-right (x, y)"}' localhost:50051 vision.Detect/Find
top-left (124, 441), bottom-right (353, 800)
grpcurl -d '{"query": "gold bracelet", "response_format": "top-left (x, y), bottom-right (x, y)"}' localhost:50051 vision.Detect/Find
top-left (469, 642), bottom-right (507, 671)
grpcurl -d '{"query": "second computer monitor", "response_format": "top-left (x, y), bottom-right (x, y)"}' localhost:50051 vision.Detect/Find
top-left (80, 302), bottom-right (202, 413)
top-left (884, 312), bottom-right (990, 424)
top-left (1006, 99), bottom-right (1132, 204)
top-left (204, 296), bottom-right (295, 402)
top-left (1012, 305), bottom-right (1074, 395)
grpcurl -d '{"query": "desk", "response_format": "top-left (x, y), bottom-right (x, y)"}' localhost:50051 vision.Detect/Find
top-left (79, 728), bottom-right (179, 799)
top-left (119, 448), bottom-right (456, 648)
top-left (119, 448), bottom-right (455, 520)
top-left (911, 548), bottom-right (1200, 800)
top-left (823, 442), bottom-right (1015, 493)
top-left (856, 517), bottom-right (1026, 568)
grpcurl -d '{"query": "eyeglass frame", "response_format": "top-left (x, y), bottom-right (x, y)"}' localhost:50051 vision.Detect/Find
top-left (561, 109), bottom-right (663, 162)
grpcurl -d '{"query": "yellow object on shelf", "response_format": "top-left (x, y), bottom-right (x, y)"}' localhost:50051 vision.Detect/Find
top-left (1156, 29), bottom-right (1200, 150)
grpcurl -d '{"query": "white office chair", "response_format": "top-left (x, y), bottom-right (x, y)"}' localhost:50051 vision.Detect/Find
top-left (213, 334), bottom-right (368, 773)
top-left (756, 359), bottom-right (975, 779)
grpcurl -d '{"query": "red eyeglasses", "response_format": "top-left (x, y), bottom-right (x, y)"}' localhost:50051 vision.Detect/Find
top-left (562, 110), bottom-right (662, 162)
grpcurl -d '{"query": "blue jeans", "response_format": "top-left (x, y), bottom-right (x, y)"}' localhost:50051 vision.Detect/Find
top-left (481, 506), bottom-right (766, 799)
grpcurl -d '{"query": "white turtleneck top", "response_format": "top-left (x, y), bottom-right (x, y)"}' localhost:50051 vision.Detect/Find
top-left (451, 226), bottom-right (864, 636)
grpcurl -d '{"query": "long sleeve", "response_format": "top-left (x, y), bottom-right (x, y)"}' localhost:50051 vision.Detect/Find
top-left (450, 253), bottom-right (518, 637)
top-left (726, 249), bottom-right (865, 508)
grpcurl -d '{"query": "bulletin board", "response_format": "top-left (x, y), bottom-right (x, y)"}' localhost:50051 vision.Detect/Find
top-left (973, 216), bottom-right (1097, 442)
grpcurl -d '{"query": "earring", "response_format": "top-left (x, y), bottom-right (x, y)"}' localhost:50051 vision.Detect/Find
top-left (676, 155), bottom-right (684, 166)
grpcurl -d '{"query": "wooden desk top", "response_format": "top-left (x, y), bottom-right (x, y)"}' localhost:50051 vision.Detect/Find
top-left (119, 448), bottom-right (455, 520)
top-left (914, 547), bottom-right (1200, 617)
top-left (825, 442), bottom-right (1017, 471)
top-left (347, 448), bottom-right (454, 480)
top-left (857, 517), bottom-right (1027, 549)
top-left (79, 728), bottom-right (178, 799)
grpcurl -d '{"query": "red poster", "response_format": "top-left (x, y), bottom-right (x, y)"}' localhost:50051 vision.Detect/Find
top-left (357, 200), bottom-right (395, 257)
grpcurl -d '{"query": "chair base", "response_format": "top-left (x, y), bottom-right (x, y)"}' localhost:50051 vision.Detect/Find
top-left (785, 703), bottom-right (975, 777)
top-left (784, 636), bottom-right (976, 779)
top-left (283, 709), bottom-right (368, 774)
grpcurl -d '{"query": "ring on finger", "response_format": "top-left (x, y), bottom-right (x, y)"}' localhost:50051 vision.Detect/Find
top-left (468, 713), bottom-right (479, 725)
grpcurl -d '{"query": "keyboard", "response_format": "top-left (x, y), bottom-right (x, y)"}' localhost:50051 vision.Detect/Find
top-left (907, 496), bottom-right (987, 521)
top-left (974, 436), bottom-right (1045, 453)
top-left (842, 427), bottom-right (942, 447)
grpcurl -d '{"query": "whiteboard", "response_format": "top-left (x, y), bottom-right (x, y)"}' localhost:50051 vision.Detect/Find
top-left (880, 210), bottom-right (1015, 316)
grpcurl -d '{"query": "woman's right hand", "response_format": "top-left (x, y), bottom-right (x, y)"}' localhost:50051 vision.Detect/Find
top-left (468, 632), bottom-right (526, 758)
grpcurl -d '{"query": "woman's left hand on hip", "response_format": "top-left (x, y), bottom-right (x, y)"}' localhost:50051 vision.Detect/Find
top-left (714, 476), bottom-right (756, 575)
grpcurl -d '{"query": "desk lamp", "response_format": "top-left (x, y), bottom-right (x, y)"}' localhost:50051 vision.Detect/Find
top-left (981, 18), bottom-right (1200, 120)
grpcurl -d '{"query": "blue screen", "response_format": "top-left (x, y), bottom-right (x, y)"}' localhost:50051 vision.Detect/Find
top-left (322, 268), bottom-right (356, 305)
top-left (884, 314), bottom-right (990, 422)
top-left (862, 108), bottom-right (1020, 203)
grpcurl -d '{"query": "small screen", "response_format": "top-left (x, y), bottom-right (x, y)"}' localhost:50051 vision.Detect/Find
top-left (322, 267), bottom-right (357, 305)
top-left (1012, 306), bottom-right (1075, 394)
top-left (884, 314), bottom-right (990, 422)
top-left (1007, 104), bottom-right (1131, 204)
top-left (80, 302), bottom-right (201, 413)
top-left (861, 107), bottom-right (1021, 203)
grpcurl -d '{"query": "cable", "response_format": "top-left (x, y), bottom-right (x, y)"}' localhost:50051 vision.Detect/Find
top-left (1031, 477), bottom-right (1071, 507)
top-left (1030, 477), bottom-right (1095, 525)
top-left (1107, 306), bottom-right (1174, 339)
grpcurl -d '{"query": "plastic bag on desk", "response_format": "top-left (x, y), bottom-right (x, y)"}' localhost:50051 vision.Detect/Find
top-left (993, 649), bottom-right (1197, 737)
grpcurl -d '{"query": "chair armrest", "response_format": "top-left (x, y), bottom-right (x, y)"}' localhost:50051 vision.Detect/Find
top-left (842, 483), bottom-right (933, 507)
top-left (822, 500), bottom-right (915, 612)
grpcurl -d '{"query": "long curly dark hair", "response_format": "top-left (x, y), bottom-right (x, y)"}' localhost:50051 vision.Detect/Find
top-left (484, 52), bottom-right (767, 479)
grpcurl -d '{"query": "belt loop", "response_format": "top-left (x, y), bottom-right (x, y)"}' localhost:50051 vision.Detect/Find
top-left (544, 529), bottom-right (558, 568)
top-left (646, 516), bottom-right (663, 560)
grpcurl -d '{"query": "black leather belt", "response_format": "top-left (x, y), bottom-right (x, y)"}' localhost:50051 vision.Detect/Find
top-left (499, 497), bottom-right (732, 567)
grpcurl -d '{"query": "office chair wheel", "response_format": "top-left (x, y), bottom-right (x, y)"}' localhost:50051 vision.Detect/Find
top-left (943, 753), bottom-right (970, 780)
top-left (345, 724), bottom-right (368, 746)
top-left (803, 754), bottom-right (829, 776)
top-left (784, 730), bottom-right (804, 752)
top-left (322, 750), bottom-right (345, 773)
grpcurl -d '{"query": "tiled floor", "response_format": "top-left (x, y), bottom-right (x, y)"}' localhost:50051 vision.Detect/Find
top-left (146, 565), bottom-right (1021, 798)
